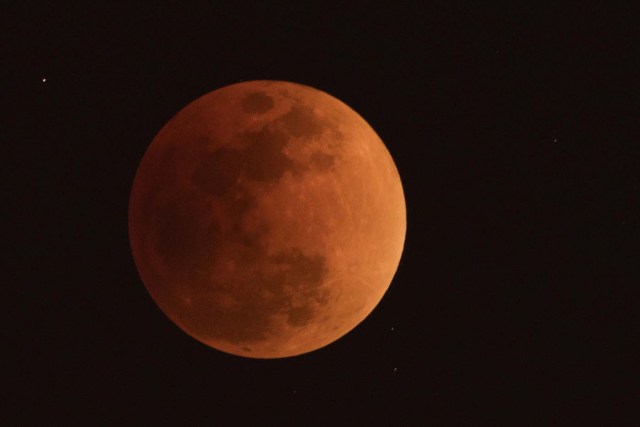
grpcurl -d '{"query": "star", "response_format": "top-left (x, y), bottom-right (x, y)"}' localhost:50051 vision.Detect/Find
top-left (42, 78), bottom-right (46, 83)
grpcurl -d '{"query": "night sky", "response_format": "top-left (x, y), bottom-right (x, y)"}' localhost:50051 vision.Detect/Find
top-left (6, 2), bottom-right (636, 424)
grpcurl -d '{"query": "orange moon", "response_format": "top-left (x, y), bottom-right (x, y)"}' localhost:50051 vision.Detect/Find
top-left (129, 81), bottom-right (406, 358)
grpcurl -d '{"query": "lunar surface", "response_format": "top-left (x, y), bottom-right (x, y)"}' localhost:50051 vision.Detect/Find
top-left (129, 80), bottom-right (406, 358)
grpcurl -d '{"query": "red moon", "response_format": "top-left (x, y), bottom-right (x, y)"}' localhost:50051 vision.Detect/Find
top-left (129, 81), bottom-right (406, 358)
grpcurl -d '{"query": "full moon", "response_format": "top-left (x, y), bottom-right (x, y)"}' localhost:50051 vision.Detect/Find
top-left (129, 80), bottom-right (406, 358)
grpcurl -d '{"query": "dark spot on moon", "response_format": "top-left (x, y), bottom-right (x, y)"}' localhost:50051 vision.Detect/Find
top-left (236, 222), bottom-right (270, 264)
top-left (266, 249), bottom-right (328, 328)
top-left (279, 105), bottom-right (327, 138)
top-left (186, 247), bottom-right (328, 344)
top-left (192, 147), bottom-right (244, 197)
top-left (242, 92), bottom-right (274, 114)
top-left (228, 191), bottom-right (257, 225)
top-left (309, 151), bottom-right (335, 171)
top-left (192, 125), bottom-right (300, 193)
top-left (241, 126), bottom-right (299, 183)
top-left (271, 249), bottom-right (326, 287)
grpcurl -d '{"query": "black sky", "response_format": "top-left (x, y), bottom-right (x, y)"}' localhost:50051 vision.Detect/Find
top-left (6, 2), bottom-right (637, 424)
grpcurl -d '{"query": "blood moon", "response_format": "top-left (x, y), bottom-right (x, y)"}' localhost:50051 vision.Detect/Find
top-left (129, 81), bottom-right (406, 358)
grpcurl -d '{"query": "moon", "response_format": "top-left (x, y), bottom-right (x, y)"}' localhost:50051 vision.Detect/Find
top-left (129, 80), bottom-right (406, 358)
